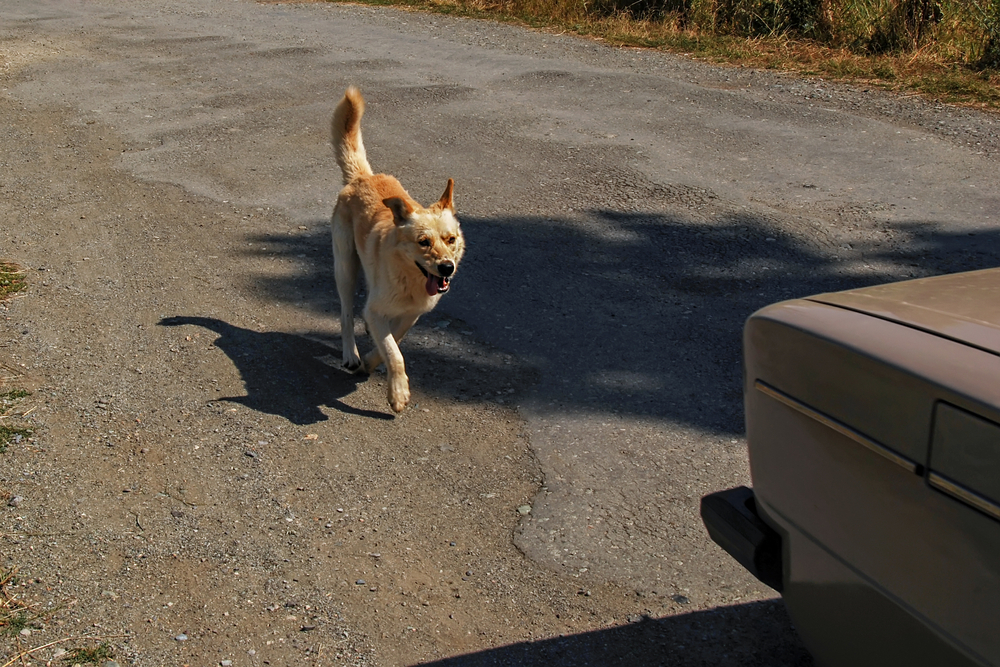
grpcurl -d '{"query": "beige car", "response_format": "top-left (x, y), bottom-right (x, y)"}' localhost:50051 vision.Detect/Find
top-left (702, 268), bottom-right (1000, 667)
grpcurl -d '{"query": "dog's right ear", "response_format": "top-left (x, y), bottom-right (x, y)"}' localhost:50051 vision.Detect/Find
top-left (383, 197), bottom-right (413, 225)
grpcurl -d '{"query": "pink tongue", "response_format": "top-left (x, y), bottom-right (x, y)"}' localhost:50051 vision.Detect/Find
top-left (425, 274), bottom-right (438, 296)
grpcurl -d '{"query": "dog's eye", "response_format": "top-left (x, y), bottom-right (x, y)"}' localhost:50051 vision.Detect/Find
top-left (446, 236), bottom-right (456, 245)
top-left (418, 238), bottom-right (431, 247)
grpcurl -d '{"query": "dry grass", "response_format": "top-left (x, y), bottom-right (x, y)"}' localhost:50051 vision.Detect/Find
top-left (324, 0), bottom-right (1000, 109)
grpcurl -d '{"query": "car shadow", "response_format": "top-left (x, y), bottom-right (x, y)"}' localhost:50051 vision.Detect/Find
top-left (415, 598), bottom-right (813, 667)
top-left (158, 316), bottom-right (392, 424)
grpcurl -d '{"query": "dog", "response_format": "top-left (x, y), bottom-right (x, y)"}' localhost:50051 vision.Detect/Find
top-left (330, 87), bottom-right (465, 413)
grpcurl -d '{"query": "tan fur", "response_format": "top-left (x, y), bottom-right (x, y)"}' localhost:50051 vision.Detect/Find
top-left (331, 87), bottom-right (465, 413)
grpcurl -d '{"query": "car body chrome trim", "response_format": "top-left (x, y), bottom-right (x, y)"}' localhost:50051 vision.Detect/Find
top-left (928, 472), bottom-right (1000, 522)
top-left (754, 380), bottom-right (919, 474)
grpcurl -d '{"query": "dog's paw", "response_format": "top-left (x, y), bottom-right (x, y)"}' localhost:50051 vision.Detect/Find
top-left (388, 379), bottom-right (410, 413)
top-left (343, 351), bottom-right (364, 374)
top-left (344, 359), bottom-right (366, 374)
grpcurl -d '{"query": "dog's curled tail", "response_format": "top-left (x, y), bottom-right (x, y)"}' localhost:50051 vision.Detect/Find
top-left (331, 87), bottom-right (373, 185)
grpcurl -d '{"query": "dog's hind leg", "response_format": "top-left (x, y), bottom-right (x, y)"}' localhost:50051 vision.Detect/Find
top-left (332, 206), bottom-right (363, 372)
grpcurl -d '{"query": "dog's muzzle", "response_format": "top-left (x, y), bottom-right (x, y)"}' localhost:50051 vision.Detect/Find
top-left (416, 261), bottom-right (453, 296)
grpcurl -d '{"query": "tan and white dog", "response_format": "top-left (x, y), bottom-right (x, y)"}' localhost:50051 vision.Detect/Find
top-left (330, 87), bottom-right (465, 412)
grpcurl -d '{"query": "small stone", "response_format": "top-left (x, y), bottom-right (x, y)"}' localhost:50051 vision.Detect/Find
top-left (517, 505), bottom-right (531, 515)
top-left (672, 594), bottom-right (690, 605)
top-left (355, 579), bottom-right (365, 585)
top-left (301, 625), bottom-right (317, 631)
top-left (8, 496), bottom-right (23, 507)
top-left (175, 633), bottom-right (188, 641)
top-left (449, 541), bottom-right (456, 547)
top-left (19, 628), bottom-right (31, 637)
top-left (103, 661), bottom-right (121, 667)
top-left (221, 661), bottom-right (233, 667)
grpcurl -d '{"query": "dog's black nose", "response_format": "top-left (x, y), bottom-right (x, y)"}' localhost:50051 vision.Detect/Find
top-left (438, 261), bottom-right (455, 277)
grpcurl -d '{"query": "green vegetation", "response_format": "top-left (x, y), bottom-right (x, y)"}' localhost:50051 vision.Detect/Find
top-left (335, 0), bottom-right (1000, 107)
top-left (0, 570), bottom-right (44, 641)
top-left (64, 642), bottom-right (115, 665)
top-left (1, 567), bottom-right (114, 666)
top-left (0, 389), bottom-right (30, 402)
top-left (0, 425), bottom-right (30, 454)
top-left (0, 262), bottom-right (26, 302)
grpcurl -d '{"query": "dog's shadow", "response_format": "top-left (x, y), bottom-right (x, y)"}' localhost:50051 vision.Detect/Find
top-left (158, 316), bottom-right (391, 424)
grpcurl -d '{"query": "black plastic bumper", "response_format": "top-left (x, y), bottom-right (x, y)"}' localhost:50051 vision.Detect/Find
top-left (700, 486), bottom-right (783, 592)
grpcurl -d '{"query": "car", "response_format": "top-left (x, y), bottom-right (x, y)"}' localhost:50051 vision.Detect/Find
top-left (701, 267), bottom-right (1000, 667)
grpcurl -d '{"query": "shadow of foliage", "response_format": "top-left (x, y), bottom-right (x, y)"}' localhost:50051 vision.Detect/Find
top-left (238, 209), bottom-right (1000, 434)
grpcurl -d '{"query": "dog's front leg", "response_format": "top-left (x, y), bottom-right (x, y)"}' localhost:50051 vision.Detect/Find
top-left (361, 313), bottom-right (419, 374)
top-left (366, 314), bottom-right (409, 412)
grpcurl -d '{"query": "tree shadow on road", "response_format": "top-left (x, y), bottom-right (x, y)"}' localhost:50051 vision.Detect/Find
top-left (416, 598), bottom-right (813, 667)
top-left (443, 210), bottom-right (1000, 434)
top-left (237, 212), bottom-right (1000, 435)
top-left (158, 316), bottom-right (391, 424)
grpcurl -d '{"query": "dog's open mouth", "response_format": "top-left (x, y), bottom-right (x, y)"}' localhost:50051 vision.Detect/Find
top-left (416, 262), bottom-right (451, 296)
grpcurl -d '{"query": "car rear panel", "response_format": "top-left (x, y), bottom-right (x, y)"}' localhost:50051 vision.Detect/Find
top-left (744, 270), bottom-right (1000, 667)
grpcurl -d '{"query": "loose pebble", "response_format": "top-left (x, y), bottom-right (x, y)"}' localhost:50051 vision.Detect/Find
top-left (175, 633), bottom-right (188, 641)
top-left (221, 661), bottom-right (233, 667)
top-left (8, 496), bottom-right (23, 508)
top-left (517, 505), bottom-right (531, 515)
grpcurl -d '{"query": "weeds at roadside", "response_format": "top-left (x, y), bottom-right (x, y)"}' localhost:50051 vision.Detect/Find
top-left (327, 0), bottom-right (1000, 109)
top-left (64, 642), bottom-right (115, 665)
top-left (0, 568), bottom-right (120, 667)
top-left (0, 263), bottom-right (25, 303)
top-left (0, 570), bottom-right (46, 639)
top-left (0, 426), bottom-right (30, 455)
top-left (0, 389), bottom-right (32, 455)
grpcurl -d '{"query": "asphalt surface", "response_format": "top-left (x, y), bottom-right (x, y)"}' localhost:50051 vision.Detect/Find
top-left (2, 0), bottom-right (999, 665)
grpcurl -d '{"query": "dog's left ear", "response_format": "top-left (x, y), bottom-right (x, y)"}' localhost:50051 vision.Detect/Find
top-left (383, 197), bottom-right (414, 225)
top-left (435, 178), bottom-right (455, 212)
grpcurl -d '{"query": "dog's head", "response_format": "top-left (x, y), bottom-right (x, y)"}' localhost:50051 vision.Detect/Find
top-left (383, 179), bottom-right (465, 296)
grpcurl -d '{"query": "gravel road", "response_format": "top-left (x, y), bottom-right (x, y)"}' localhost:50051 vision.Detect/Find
top-left (1, 0), bottom-right (998, 665)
